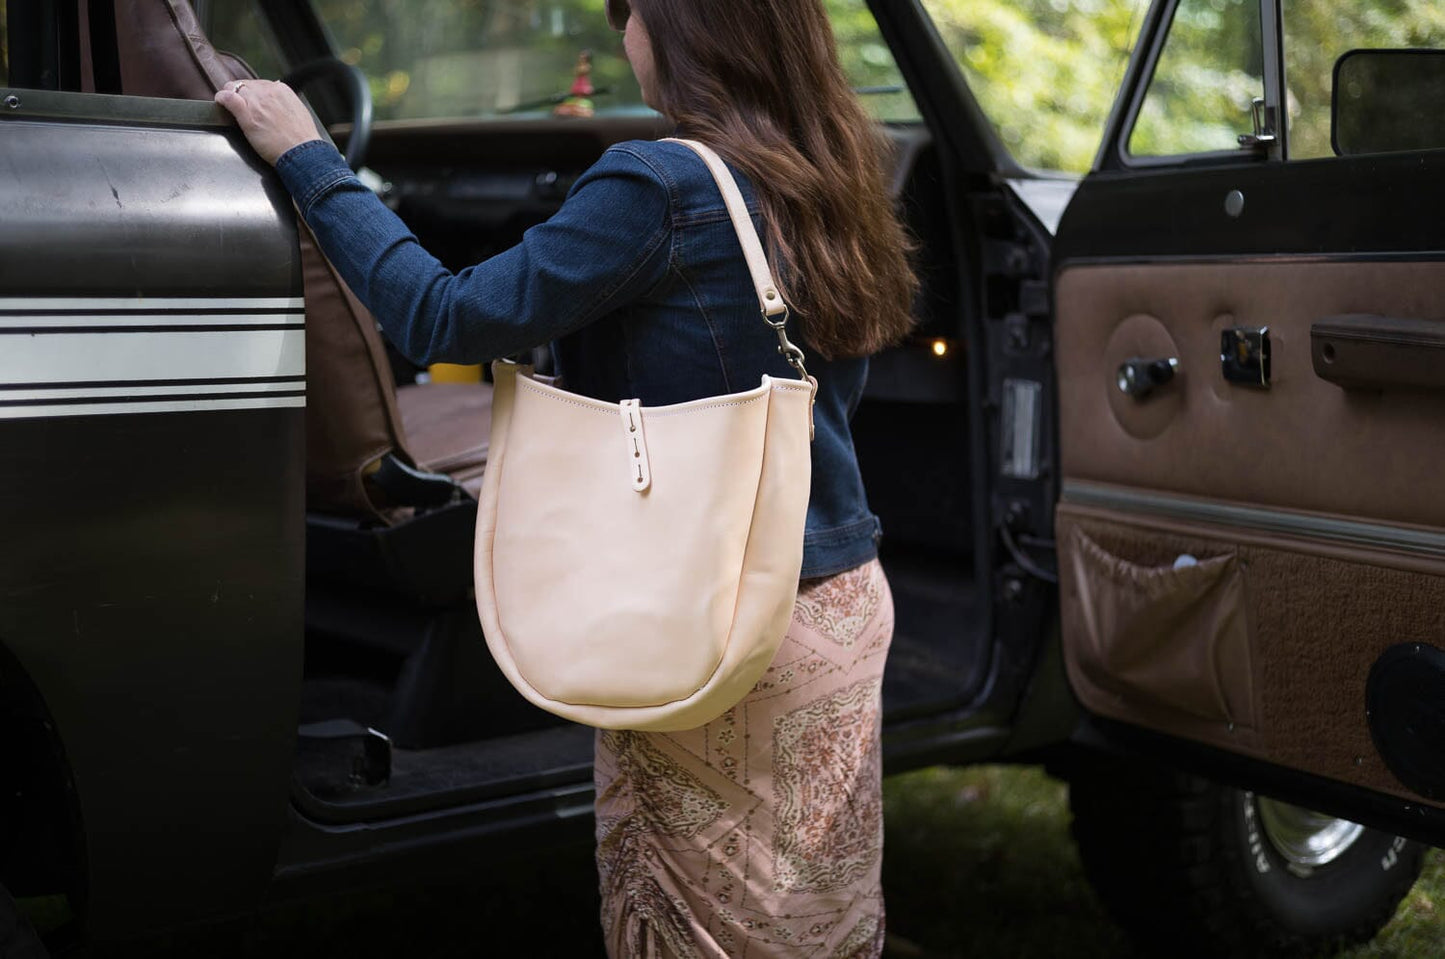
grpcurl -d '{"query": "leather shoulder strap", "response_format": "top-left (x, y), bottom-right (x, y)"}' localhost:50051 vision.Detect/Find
top-left (662, 138), bottom-right (787, 318)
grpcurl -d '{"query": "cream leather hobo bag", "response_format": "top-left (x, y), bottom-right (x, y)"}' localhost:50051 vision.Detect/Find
top-left (474, 139), bottom-right (817, 731)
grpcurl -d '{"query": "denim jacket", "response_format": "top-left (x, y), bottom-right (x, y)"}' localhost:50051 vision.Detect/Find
top-left (276, 137), bottom-right (881, 578)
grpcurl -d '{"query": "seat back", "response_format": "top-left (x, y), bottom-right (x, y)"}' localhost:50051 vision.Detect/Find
top-left (111, 0), bottom-right (415, 519)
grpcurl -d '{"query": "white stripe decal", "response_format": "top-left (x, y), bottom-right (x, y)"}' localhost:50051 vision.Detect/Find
top-left (0, 397), bottom-right (306, 420)
top-left (0, 381), bottom-right (304, 401)
top-left (0, 313), bottom-right (305, 329)
top-left (0, 296), bottom-right (306, 312)
top-left (0, 329), bottom-right (306, 383)
top-left (0, 298), bottom-right (308, 419)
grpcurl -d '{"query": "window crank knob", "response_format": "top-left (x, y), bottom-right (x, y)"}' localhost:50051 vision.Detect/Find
top-left (1116, 357), bottom-right (1180, 399)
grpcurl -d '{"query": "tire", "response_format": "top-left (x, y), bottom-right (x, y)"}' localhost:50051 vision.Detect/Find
top-left (1068, 758), bottom-right (1424, 958)
top-left (0, 885), bottom-right (47, 959)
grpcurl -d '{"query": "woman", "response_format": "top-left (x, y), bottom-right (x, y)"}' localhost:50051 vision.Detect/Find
top-left (218, 0), bottom-right (915, 954)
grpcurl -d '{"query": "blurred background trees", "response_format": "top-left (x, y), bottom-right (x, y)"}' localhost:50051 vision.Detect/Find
top-left (922, 0), bottom-right (1148, 171)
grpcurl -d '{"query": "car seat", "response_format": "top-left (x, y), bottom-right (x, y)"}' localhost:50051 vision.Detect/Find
top-left (106, 0), bottom-right (490, 606)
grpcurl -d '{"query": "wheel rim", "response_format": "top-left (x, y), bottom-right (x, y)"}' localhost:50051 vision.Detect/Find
top-left (1255, 794), bottom-right (1367, 874)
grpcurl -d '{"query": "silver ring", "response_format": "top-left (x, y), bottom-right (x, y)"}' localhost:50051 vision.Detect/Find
top-left (232, 81), bottom-right (247, 93)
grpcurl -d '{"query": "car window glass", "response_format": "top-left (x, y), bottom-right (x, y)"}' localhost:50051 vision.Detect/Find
top-left (1127, 0), bottom-right (1264, 158)
top-left (199, 0), bottom-right (288, 80)
top-left (1283, 0), bottom-right (1445, 160)
top-left (829, 0), bottom-right (920, 122)
top-left (293, 0), bottom-right (917, 123)
top-left (1, 3), bottom-right (60, 90)
top-left (917, 0), bottom-right (1149, 174)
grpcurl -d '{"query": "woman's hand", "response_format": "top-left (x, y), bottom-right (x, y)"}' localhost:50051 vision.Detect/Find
top-left (214, 79), bottom-right (324, 166)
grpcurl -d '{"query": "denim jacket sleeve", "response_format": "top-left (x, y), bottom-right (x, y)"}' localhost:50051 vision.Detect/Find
top-left (273, 139), bottom-right (673, 365)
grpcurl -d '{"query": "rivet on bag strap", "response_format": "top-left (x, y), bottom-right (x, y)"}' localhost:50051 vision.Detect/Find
top-left (663, 138), bottom-right (811, 384)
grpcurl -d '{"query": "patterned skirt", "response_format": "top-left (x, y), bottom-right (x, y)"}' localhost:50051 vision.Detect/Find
top-left (594, 559), bottom-right (894, 958)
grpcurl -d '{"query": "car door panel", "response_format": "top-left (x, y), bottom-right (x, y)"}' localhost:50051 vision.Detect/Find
top-left (0, 89), bottom-right (305, 937)
top-left (1054, 132), bottom-right (1445, 816)
top-left (1059, 497), bottom-right (1445, 798)
top-left (1057, 259), bottom-right (1445, 523)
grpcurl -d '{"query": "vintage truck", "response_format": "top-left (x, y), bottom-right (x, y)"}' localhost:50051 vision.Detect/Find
top-left (2, 0), bottom-right (1443, 955)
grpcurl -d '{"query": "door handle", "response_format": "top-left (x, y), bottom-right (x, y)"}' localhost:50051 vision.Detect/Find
top-left (1312, 314), bottom-right (1445, 391)
top-left (1116, 357), bottom-right (1179, 399)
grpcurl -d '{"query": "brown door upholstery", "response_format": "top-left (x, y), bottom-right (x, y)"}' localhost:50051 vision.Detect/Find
top-left (1055, 258), bottom-right (1445, 808)
top-left (110, 0), bottom-right (430, 519)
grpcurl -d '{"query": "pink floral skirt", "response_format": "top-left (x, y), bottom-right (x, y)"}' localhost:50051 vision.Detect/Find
top-left (594, 559), bottom-right (894, 958)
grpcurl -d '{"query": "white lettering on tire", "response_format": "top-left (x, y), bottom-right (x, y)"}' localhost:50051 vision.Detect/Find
top-left (1381, 835), bottom-right (1408, 872)
top-left (1243, 791), bottom-right (1272, 875)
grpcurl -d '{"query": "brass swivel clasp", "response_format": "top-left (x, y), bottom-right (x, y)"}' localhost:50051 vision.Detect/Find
top-left (764, 307), bottom-right (810, 382)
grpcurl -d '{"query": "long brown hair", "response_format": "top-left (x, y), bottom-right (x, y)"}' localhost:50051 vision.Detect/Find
top-left (633, 0), bottom-right (917, 360)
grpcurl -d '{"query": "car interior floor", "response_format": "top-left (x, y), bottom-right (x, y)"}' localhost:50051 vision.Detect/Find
top-left (296, 552), bottom-right (984, 809)
top-left (294, 549), bottom-right (987, 810)
top-left (877, 546), bottom-right (986, 721)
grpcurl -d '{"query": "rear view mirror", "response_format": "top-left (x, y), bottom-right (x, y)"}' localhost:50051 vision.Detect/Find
top-left (1333, 49), bottom-right (1445, 157)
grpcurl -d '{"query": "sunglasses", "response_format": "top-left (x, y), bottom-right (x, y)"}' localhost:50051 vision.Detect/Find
top-left (605, 0), bottom-right (630, 32)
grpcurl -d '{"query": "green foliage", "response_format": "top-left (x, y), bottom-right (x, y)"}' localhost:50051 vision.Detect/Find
top-left (1129, 0), bottom-right (1262, 157)
top-left (825, 0), bottom-right (921, 122)
top-left (921, 0), bottom-right (1150, 172)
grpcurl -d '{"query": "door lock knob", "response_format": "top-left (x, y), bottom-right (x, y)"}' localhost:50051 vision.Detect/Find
top-left (1116, 357), bottom-right (1179, 399)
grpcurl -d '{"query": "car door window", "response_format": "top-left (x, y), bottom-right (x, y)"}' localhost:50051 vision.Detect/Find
top-left (1127, 0), bottom-right (1264, 158)
top-left (2, 0), bottom-right (68, 90)
top-left (919, 0), bottom-right (1150, 173)
top-left (828, 0), bottom-right (919, 122)
top-left (1283, 0), bottom-right (1445, 160)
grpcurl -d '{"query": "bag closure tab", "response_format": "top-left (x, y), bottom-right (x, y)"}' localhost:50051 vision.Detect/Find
top-left (620, 399), bottom-right (651, 492)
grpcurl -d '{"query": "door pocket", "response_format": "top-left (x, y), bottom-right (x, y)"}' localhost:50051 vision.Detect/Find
top-left (1068, 527), bottom-right (1255, 730)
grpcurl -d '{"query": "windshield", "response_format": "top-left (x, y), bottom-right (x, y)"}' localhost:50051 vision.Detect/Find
top-left (314, 0), bottom-right (644, 119)
top-left (305, 0), bottom-right (918, 122)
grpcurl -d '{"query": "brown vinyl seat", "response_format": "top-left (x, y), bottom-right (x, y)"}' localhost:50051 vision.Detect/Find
top-left (110, 0), bottom-right (492, 519)
top-left (396, 384), bottom-right (492, 499)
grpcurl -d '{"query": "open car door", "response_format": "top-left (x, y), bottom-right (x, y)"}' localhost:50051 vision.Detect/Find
top-left (1053, 0), bottom-right (1445, 840)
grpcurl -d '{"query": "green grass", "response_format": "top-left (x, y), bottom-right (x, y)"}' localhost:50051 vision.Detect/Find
top-left (879, 766), bottom-right (1445, 959)
top-left (23, 765), bottom-right (1445, 957)
top-left (1336, 853), bottom-right (1445, 959)
top-left (881, 765), bottom-right (1132, 958)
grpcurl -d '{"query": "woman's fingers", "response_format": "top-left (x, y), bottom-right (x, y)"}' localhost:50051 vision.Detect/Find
top-left (213, 86), bottom-right (250, 120)
top-left (214, 79), bottom-right (326, 166)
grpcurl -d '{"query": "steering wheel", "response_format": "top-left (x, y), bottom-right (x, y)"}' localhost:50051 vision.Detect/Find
top-left (281, 58), bottom-right (374, 171)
